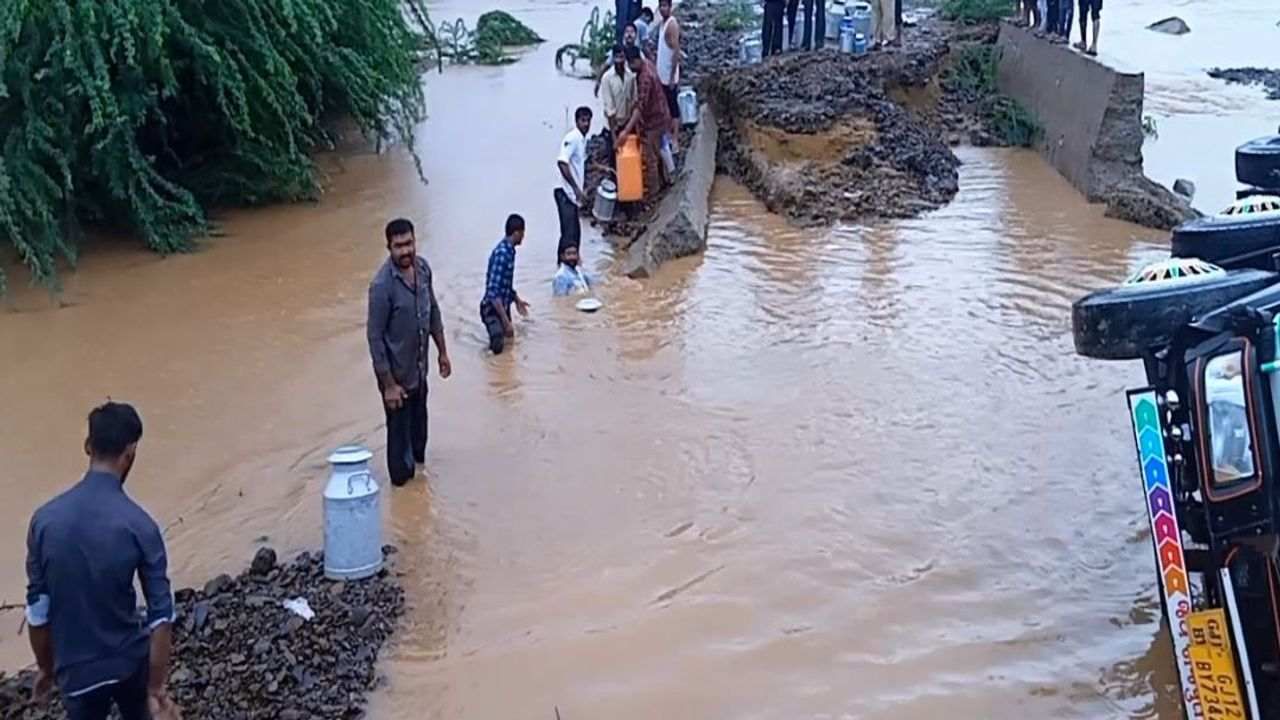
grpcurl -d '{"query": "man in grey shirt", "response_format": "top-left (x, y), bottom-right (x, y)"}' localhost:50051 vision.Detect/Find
top-left (25, 401), bottom-right (177, 720)
top-left (367, 218), bottom-right (452, 486)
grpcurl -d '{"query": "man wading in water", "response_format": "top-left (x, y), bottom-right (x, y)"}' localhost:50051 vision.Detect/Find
top-left (25, 402), bottom-right (179, 720)
top-left (481, 214), bottom-right (531, 355)
top-left (367, 218), bottom-right (452, 486)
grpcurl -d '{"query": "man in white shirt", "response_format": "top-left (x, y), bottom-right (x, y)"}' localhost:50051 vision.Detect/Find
top-left (556, 106), bottom-right (592, 264)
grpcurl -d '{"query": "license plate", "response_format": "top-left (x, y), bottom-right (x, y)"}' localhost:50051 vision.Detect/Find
top-left (1189, 609), bottom-right (1248, 719)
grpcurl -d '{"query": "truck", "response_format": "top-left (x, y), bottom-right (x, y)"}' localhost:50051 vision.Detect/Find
top-left (1071, 134), bottom-right (1280, 719)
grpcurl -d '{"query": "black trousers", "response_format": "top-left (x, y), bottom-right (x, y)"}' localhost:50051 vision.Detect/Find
top-left (762, 1), bottom-right (785, 56)
top-left (785, 0), bottom-right (799, 45)
top-left (895, 0), bottom-right (902, 35)
top-left (554, 188), bottom-right (581, 264)
top-left (63, 658), bottom-right (149, 720)
top-left (384, 382), bottom-right (427, 485)
top-left (802, 0), bottom-right (826, 49)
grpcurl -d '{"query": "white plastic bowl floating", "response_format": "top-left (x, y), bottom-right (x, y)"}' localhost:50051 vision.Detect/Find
top-left (576, 297), bottom-right (603, 313)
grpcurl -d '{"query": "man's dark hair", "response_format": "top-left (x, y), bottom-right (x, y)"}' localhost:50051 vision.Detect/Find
top-left (575, 106), bottom-right (593, 122)
top-left (658, 0), bottom-right (671, 8)
top-left (625, 45), bottom-right (642, 61)
top-left (613, 43), bottom-right (625, 56)
top-left (505, 214), bottom-right (526, 236)
top-left (385, 218), bottom-right (414, 242)
top-left (640, 7), bottom-right (654, 20)
top-left (87, 402), bottom-right (143, 458)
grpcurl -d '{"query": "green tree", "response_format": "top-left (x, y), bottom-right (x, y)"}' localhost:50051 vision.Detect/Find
top-left (0, 0), bottom-right (436, 292)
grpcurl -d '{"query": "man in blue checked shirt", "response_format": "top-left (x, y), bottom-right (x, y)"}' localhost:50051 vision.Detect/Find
top-left (25, 402), bottom-right (177, 719)
top-left (481, 214), bottom-right (531, 354)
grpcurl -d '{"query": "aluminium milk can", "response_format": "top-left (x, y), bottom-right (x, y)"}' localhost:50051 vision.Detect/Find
top-left (323, 445), bottom-right (383, 581)
top-left (677, 88), bottom-right (699, 126)
top-left (848, 2), bottom-right (873, 40)
top-left (594, 179), bottom-right (618, 222)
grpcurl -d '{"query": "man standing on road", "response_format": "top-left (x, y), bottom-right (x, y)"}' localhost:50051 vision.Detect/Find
top-left (25, 402), bottom-right (178, 720)
top-left (367, 218), bottom-right (452, 486)
top-left (762, 0), bottom-right (785, 57)
top-left (556, 106), bottom-right (592, 264)
top-left (1076, 0), bottom-right (1100, 55)
top-left (482, 214), bottom-right (531, 355)
top-left (655, 0), bottom-right (682, 152)
top-left (619, 46), bottom-right (673, 203)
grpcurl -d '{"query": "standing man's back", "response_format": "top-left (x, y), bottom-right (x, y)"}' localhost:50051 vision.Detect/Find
top-left (25, 402), bottom-right (178, 720)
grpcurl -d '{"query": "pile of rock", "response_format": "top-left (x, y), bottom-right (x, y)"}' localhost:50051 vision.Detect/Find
top-left (0, 547), bottom-right (404, 720)
top-left (705, 48), bottom-right (962, 224)
top-left (676, 3), bottom-right (1013, 224)
top-left (1209, 67), bottom-right (1280, 101)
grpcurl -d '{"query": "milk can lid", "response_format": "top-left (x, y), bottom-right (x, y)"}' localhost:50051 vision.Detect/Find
top-left (328, 444), bottom-right (373, 465)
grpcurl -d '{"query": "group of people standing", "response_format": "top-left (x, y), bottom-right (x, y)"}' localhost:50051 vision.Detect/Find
top-left (763, 0), bottom-right (902, 56)
top-left (1019, 0), bottom-right (1101, 55)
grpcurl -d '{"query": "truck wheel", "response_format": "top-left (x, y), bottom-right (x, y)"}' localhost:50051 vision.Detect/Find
top-left (1236, 135), bottom-right (1280, 190)
top-left (1072, 261), bottom-right (1277, 360)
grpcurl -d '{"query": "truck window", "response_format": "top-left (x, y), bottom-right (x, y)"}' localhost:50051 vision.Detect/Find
top-left (1204, 350), bottom-right (1255, 486)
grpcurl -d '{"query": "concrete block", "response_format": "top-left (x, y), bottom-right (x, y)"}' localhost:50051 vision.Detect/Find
top-left (622, 103), bottom-right (719, 279)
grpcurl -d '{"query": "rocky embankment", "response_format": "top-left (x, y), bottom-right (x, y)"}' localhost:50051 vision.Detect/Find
top-left (678, 4), bottom-right (1015, 225)
top-left (0, 547), bottom-right (404, 720)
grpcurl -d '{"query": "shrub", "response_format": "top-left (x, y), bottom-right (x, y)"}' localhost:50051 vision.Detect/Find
top-left (940, 0), bottom-right (1012, 24)
top-left (0, 0), bottom-right (439, 292)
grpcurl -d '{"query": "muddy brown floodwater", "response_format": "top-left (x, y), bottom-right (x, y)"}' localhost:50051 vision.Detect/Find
top-left (2, 0), bottom-right (1275, 718)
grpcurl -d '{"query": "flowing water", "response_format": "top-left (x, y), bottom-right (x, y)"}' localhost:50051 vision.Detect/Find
top-left (1, 0), bottom-right (1275, 717)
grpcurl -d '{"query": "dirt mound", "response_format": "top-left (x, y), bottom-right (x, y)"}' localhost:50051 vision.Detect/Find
top-left (676, 4), bottom-right (1010, 224)
top-left (0, 547), bottom-right (404, 720)
top-left (703, 48), bottom-right (961, 224)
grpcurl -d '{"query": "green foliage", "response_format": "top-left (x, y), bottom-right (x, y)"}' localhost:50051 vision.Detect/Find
top-left (713, 0), bottom-right (757, 31)
top-left (0, 0), bottom-right (437, 291)
top-left (943, 45), bottom-right (1000, 98)
top-left (940, 0), bottom-right (1012, 23)
top-left (555, 7), bottom-right (616, 77)
top-left (476, 11), bottom-right (543, 47)
top-left (432, 12), bottom-right (542, 66)
top-left (985, 96), bottom-right (1042, 147)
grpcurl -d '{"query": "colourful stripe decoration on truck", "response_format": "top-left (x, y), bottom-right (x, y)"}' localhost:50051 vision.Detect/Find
top-left (1128, 389), bottom-right (1202, 720)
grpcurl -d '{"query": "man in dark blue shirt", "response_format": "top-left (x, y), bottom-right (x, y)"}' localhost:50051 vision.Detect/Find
top-left (481, 214), bottom-right (531, 355)
top-left (25, 402), bottom-right (177, 720)
top-left (367, 218), bottom-right (452, 486)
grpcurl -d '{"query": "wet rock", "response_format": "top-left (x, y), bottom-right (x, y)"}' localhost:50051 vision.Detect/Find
top-left (250, 547), bottom-right (277, 576)
top-left (192, 601), bottom-right (211, 630)
top-left (1147, 17), bottom-right (1191, 35)
top-left (1173, 178), bottom-right (1196, 200)
top-left (203, 573), bottom-right (233, 597)
top-left (1208, 67), bottom-right (1280, 101)
top-left (0, 547), bottom-right (404, 720)
top-left (1101, 176), bottom-right (1201, 230)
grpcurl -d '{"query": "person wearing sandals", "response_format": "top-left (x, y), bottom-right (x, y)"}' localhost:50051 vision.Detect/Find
top-left (1076, 0), bottom-right (1100, 56)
